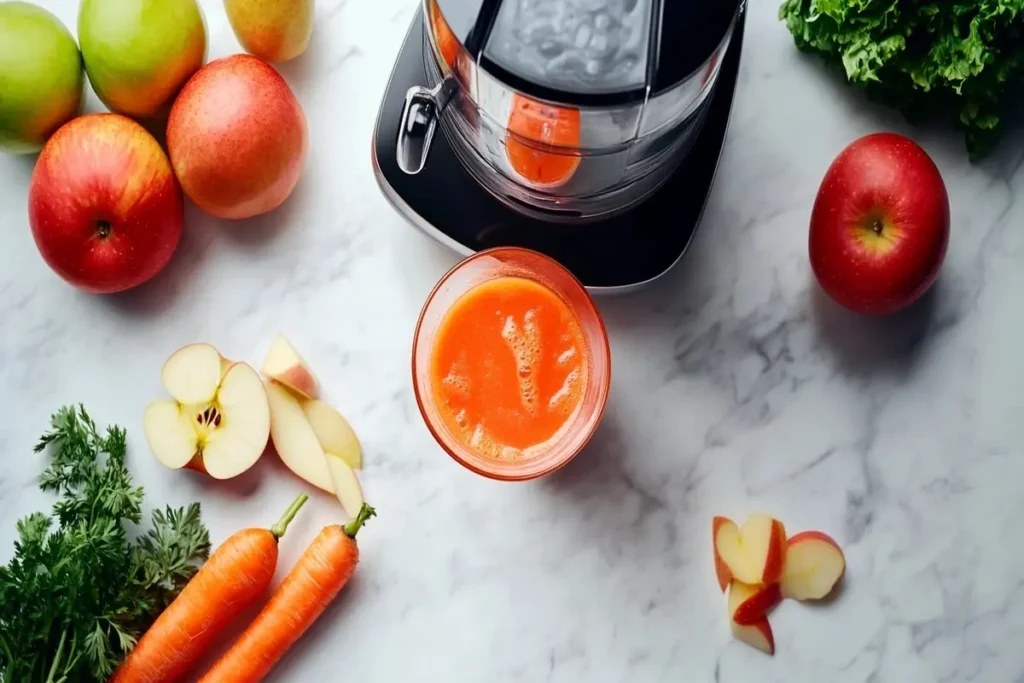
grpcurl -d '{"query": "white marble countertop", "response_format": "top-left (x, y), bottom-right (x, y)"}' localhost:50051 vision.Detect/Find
top-left (3, 0), bottom-right (1024, 681)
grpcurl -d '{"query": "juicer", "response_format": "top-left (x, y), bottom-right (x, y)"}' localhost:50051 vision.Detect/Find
top-left (373, 0), bottom-right (746, 291)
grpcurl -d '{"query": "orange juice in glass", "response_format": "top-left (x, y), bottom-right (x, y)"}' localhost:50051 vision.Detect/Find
top-left (413, 248), bottom-right (610, 480)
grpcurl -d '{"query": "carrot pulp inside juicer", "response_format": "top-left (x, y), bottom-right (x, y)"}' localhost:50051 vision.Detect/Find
top-left (506, 94), bottom-right (582, 187)
top-left (429, 276), bottom-right (588, 461)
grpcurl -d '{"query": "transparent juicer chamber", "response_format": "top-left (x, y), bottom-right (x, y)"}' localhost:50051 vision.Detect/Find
top-left (408, 0), bottom-right (737, 222)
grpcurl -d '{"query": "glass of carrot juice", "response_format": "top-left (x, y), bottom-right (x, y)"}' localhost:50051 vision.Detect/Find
top-left (413, 247), bottom-right (611, 481)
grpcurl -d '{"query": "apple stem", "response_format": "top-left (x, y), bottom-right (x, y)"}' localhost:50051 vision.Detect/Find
top-left (95, 219), bottom-right (112, 239)
top-left (343, 503), bottom-right (377, 539)
top-left (271, 493), bottom-right (309, 539)
top-left (871, 218), bottom-right (884, 235)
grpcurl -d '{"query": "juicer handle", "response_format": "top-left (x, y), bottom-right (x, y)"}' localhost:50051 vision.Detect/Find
top-left (396, 79), bottom-right (455, 175)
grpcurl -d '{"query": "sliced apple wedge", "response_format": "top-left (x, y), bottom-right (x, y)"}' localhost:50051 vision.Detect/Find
top-left (266, 380), bottom-right (334, 492)
top-left (144, 344), bottom-right (270, 479)
top-left (729, 579), bottom-right (781, 626)
top-left (713, 516), bottom-right (735, 592)
top-left (325, 454), bottom-right (364, 519)
top-left (302, 399), bottom-right (363, 469)
top-left (261, 334), bottom-right (319, 399)
top-left (728, 581), bottom-right (775, 655)
top-left (715, 513), bottom-right (787, 585)
top-left (780, 531), bottom-right (846, 601)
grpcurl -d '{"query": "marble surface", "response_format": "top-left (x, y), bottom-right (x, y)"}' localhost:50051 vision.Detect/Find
top-left (2, 0), bottom-right (1024, 681)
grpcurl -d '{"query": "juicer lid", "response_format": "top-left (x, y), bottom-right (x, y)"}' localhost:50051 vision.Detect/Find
top-left (432, 0), bottom-right (742, 104)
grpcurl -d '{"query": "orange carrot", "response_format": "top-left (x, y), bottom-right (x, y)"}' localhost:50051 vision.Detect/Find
top-left (198, 504), bottom-right (376, 682)
top-left (111, 494), bottom-right (309, 683)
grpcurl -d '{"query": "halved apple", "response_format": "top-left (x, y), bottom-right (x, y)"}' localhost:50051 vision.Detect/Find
top-left (729, 579), bottom-right (781, 626)
top-left (780, 531), bottom-right (845, 600)
top-left (728, 581), bottom-right (775, 655)
top-left (715, 513), bottom-right (787, 585)
top-left (261, 334), bottom-right (318, 399)
top-left (266, 379), bottom-right (334, 492)
top-left (301, 399), bottom-right (363, 469)
top-left (144, 344), bottom-right (270, 479)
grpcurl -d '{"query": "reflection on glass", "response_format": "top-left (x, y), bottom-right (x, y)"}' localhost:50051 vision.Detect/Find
top-left (428, 0), bottom-right (460, 69)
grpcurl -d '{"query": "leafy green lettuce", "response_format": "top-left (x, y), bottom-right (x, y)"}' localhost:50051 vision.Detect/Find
top-left (779, 0), bottom-right (1024, 159)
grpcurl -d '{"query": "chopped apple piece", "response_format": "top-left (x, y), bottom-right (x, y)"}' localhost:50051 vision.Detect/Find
top-left (728, 581), bottom-right (775, 655)
top-left (713, 516), bottom-right (735, 592)
top-left (266, 380), bottom-right (334, 492)
top-left (715, 513), bottom-right (787, 585)
top-left (780, 531), bottom-right (846, 601)
top-left (302, 399), bottom-right (363, 469)
top-left (261, 334), bottom-right (318, 399)
top-left (144, 345), bottom-right (270, 479)
top-left (729, 579), bottom-right (781, 626)
top-left (325, 454), bottom-right (364, 519)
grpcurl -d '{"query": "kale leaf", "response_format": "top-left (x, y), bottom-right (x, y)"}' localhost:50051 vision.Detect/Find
top-left (779, 0), bottom-right (1024, 159)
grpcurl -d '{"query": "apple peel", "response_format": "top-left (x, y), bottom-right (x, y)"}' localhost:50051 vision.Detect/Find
top-left (730, 580), bottom-right (782, 626)
top-left (728, 581), bottom-right (775, 655)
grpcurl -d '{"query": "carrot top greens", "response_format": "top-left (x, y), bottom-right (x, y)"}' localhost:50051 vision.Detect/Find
top-left (0, 405), bottom-right (211, 682)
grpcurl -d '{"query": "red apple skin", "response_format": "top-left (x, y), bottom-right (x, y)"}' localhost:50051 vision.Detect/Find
top-left (28, 113), bottom-right (183, 293)
top-left (732, 583), bottom-right (782, 626)
top-left (787, 530), bottom-right (843, 550)
top-left (809, 133), bottom-right (950, 315)
top-left (167, 54), bottom-right (307, 219)
top-left (762, 519), bottom-right (787, 584)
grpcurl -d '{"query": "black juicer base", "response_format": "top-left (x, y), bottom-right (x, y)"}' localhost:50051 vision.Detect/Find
top-left (372, 7), bottom-right (746, 292)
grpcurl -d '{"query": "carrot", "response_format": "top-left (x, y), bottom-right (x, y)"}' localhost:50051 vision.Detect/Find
top-left (111, 494), bottom-right (309, 683)
top-left (198, 503), bottom-right (376, 682)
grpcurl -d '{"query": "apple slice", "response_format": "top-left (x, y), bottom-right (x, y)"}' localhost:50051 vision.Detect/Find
top-left (161, 343), bottom-right (223, 405)
top-left (780, 531), bottom-right (846, 600)
top-left (265, 380), bottom-right (334, 492)
top-left (144, 344), bottom-right (270, 479)
top-left (261, 334), bottom-right (318, 399)
top-left (729, 580), bottom-right (781, 626)
top-left (728, 581), bottom-right (775, 655)
top-left (715, 513), bottom-right (787, 585)
top-left (324, 454), bottom-right (364, 519)
top-left (713, 516), bottom-right (735, 592)
top-left (302, 399), bottom-right (363, 469)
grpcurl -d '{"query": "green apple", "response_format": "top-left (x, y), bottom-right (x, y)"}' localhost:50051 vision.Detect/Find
top-left (78, 0), bottom-right (207, 120)
top-left (0, 2), bottom-right (84, 154)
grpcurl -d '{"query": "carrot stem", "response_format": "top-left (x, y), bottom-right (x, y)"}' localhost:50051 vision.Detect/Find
top-left (271, 493), bottom-right (309, 539)
top-left (343, 503), bottom-right (376, 538)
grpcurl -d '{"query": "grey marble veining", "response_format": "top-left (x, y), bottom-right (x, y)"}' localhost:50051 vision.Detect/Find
top-left (2, 0), bottom-right (1024, 681)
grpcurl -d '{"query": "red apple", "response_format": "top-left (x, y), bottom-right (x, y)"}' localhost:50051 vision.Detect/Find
top-left (167, 54), bottom-right (307, 220)
top-left (28, 113), bottom-right (183, 293)
top-left (809, 133), bottom-right (950, 315)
